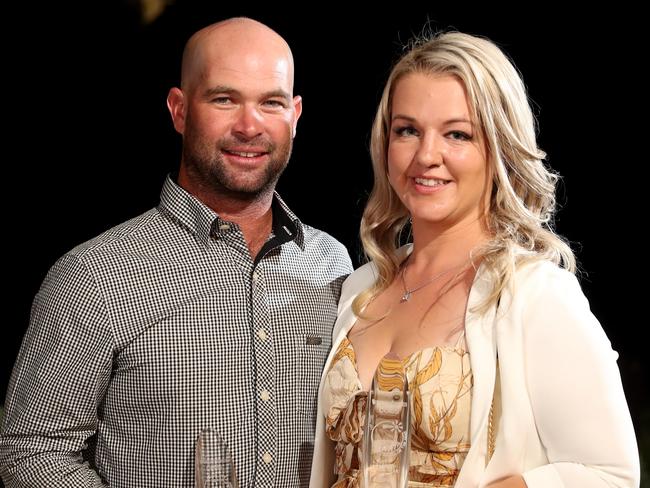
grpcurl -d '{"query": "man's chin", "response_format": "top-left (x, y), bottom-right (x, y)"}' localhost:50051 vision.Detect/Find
top-left (219, 178), bottom-right (277, 198)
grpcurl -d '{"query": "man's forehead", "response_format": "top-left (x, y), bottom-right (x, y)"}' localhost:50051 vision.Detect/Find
top-left (199, 57), bottom-right (293, 90)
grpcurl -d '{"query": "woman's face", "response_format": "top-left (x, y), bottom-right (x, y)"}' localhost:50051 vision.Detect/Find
top-left (387, 73), bottom-right (492, 230)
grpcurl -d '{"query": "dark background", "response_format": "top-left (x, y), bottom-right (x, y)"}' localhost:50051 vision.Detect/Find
top-left (3, 0), bottom-right (647, 480)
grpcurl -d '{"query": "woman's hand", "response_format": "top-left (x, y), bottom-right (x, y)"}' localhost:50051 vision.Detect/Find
top-left (486, 475), bottom-right (527, 488)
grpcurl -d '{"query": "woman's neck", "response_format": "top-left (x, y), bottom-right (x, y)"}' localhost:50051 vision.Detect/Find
top-left (408, 217), bottom-right (490, 273)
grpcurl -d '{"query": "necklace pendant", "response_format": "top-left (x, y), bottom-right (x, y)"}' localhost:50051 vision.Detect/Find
top-left (400, 291), bottom-right (411, 303)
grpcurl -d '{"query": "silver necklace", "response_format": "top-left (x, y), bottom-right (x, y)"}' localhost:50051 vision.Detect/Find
top-left (399, 260), bottom-right (465, 303)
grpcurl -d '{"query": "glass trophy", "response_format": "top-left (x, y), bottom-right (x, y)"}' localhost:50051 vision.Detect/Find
top-left (195, 429), bottom-right (238, 488)
top-left (360, 353), bottom-right (411, 488)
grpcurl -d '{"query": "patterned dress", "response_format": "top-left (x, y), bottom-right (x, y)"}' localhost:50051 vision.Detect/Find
top-left (322, 335), bottom-right (472, 487)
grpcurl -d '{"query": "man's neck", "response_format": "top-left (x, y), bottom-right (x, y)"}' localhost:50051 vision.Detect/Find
top-left (219, 203), bottom-right (274, 260)
top-left (178, 175), bottom-right (276, 260)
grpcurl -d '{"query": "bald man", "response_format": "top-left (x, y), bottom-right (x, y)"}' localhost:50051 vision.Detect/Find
top-left (0, 18), bottom-right (352, 487)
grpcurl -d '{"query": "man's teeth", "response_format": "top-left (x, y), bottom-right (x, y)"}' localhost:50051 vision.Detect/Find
top-left (415, 177), bottom-right (448, 187)
top-left (229, 151), bottom-right (263, 157)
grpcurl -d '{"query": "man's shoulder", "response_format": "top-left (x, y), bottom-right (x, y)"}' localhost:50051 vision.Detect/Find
top-left (300, 224), bottom-right (351, 261)
top-left (34, 208), bottom-right (165, 300)
top-left (67, 207), bottom-right (163, 261)
top-left (301, 223), bottom-right (342, 244)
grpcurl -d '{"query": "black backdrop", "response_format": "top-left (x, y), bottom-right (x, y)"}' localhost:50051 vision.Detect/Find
top-left (4, 0), bottom-right (647, 473)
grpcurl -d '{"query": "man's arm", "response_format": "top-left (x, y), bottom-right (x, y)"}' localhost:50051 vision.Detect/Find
top-left (1, 254), bottom-right (113, 487)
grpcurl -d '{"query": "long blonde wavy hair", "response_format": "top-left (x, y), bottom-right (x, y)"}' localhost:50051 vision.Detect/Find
top-left (354, 31), bottom-right (575, 316)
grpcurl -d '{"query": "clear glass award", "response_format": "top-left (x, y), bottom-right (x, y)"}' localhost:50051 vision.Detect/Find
top-left (195, 429), bottom-right (238, 488)
top-left (360, 353), bottom-right (411, 488)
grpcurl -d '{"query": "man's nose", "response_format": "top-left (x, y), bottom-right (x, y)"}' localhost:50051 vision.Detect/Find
top-left (232, 105), bottom-right (264, 139)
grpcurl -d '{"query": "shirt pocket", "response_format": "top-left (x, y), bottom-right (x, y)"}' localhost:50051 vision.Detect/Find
top-left (298, 332), bottom-right (332, 418)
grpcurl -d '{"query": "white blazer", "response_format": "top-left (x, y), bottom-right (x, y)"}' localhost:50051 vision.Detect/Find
top-left (310, 250), bottom-right (640, 488)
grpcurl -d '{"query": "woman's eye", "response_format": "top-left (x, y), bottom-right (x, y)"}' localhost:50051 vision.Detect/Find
top-left (448, 130), bottom-right (471, 141)
top-left (393, 126), bottom-right (418, 137)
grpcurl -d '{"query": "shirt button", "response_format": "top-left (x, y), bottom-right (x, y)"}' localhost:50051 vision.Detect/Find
top-left (260, 389), bottom-right (271, 402)
top-left (262, 452), bottom-right (272, 464)
top-left (256, 328), bottom-right (267, 341)
top-left (252, 271), bottom-right (260, 283)
top-left (219, 224), bottom-right (230, 231)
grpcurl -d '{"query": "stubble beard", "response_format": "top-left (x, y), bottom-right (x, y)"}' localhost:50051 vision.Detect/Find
top-left (182, 133), bottom-right (293, 201)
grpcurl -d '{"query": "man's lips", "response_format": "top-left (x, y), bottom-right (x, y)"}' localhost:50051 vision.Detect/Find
top-left (221, 148), bottom-right (271, 165)
top-left (222, 148), bottom-right (269, 157)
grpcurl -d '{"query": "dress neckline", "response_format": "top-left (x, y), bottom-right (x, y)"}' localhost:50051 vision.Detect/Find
top-left (338, 332), bottom-right (468, 393)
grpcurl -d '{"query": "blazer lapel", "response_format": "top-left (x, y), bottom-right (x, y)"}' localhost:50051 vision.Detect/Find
top-left (455, 266), bottom-right (498, 487)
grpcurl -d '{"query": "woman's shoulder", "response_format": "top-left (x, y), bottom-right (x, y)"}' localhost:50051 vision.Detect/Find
top-left (340, 261), bottom-right (379, 300)
top-left (512, 258), bottom-right (578, 292)
top-left (507, 260), bottom-right (615, 366)
top-left (507, 258), bottom-right (592, 323)
top-left (340, 245), bottom-right (411, 301)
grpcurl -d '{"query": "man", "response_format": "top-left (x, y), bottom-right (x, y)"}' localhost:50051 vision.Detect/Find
top-left (0, 18), bottom-right (352, 487)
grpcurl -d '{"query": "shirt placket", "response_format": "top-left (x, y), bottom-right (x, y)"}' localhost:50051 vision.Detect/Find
top-left (249, 263), bottom-right (277, 486)
top-left (213, 218), bottom-right (281, 486)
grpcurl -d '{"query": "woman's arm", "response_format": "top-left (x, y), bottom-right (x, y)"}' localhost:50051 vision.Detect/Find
top-left (520, 266), bottom-right (639, 487)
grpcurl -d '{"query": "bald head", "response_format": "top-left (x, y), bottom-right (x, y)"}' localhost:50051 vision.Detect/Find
top-left (180, 18), bottom-right (295, 93)
top-left (167, 17), bottom-right (303, 211)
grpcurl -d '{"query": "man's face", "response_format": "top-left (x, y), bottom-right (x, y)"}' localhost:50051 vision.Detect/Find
top-left (173, 39), bottom-right (302, 197)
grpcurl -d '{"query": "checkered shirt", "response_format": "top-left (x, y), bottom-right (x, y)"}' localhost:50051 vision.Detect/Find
top-left (0, 175), bottom-right (352, 487)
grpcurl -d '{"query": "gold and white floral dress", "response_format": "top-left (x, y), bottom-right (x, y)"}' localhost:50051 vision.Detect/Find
top-left (322, 334), bottom-right (472, 487)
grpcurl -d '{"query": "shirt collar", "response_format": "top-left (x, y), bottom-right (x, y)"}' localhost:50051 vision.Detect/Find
top-left (271, 191), bottom-right (305, 251)
top-left (158, 174), bottom-right (305, 251)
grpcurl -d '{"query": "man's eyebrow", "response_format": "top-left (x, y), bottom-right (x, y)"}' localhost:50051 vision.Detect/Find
top-left (262, 89), bottom-right (292, 101)
top-left (203, 85), bottom-right (238, 98)
top-left (202, 86), bottom-right (291, 101)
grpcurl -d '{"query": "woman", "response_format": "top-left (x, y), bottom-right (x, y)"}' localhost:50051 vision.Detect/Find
top-left (310, 32), bottom-right (639, 488)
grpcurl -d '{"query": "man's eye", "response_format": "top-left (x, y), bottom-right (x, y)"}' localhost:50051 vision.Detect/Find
top-left (212, 97), bottom-right (231, 104)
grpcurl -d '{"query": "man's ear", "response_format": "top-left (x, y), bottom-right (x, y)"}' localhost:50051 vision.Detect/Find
top-left (167, 87), bottom-right (186, 135)
top-left (291, 95), bottom-right (303, 138)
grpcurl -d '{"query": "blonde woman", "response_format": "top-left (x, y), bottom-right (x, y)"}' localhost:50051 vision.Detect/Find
top-left (310, 32), bottom-right (639, 488)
